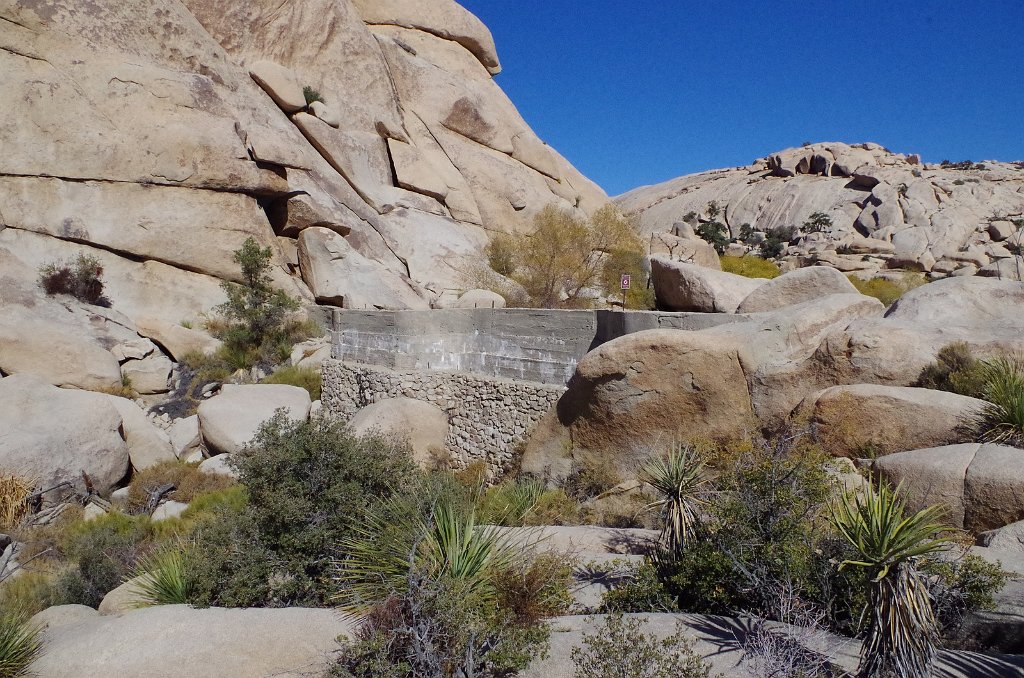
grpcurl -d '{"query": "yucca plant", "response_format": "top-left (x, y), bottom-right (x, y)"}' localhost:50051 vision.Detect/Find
top-left (335, 498), bottom-right (520, 612)
top-left (973, 354), bottom-right (1024, 446)
top-left (638, 442), bottom-right (710, 556)
top-left (477, 478), bottom-right (546, 526)
top-left (133, 546), bottom-right (195, 606)
top-left (0, 612), bottom-right (43, 678)
top-left (831, 482), bottom-right (950, 678)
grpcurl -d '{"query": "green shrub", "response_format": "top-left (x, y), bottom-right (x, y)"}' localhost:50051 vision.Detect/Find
top-left (37, 253), bottom-right (110, 307)
top-left (563, 457), bottom-right (622, 502)
top-left (485, 233), bottom-right (517, 277)
top-left (0, 572), bottom-right (54, 619)
top-left (303, 86), bottom-right (325, 106)
top-left (847, 273), bottom-right (925, 307)
top-left (638, 442), bottom-right (710, 555)
top-left (602, 560), bottom-right (676, 613)
top-left (972, 355), bottom-right (1024, 446)
top-left (926, 552), bottom-right (1008, 638)
top-left (917, 342), bottom-right (988, 398)
top-left (492, 552), bottom-right (574, 625)
top-left (570, 612), bottom-right (719, 678)
top-left (0, 611), bottom-right (43, 678)
top-left (232, 413), bottom-right (419, 606)
top-left (206, 237), bottom-right (314, 369)
top-left (133, 545), bottom-right (195, 606)
top-left (261, 365), bottom-right (322, 400)
top-left (522, 488), bottom-right (582, 526)
top-left (695, 202), bottom-right (729, 255)
top-left (476, 478), bottom-right (546, 526)
top-left (721, 255), bottom-right (781, 279)
top-left (760, 226), bottom-right (795, 259)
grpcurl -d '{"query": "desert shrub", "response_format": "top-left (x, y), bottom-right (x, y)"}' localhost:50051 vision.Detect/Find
top-left (847, 273), bottom-right (925, 307)
top-left (231, 413), bottom-right (419, 606)
top-left (476, 478), bottom-right (546, 526)
top-left (205, 237), bottom-right (314, 369)
top-left (570, 612), bottom-right (719, 678)
top-left (133, 545), bottom-right (195, 605)
top-left (917, 342), bottom-right (988, 398)
top-left (583, 491), bottom-right (656, 529)
top-left (759, 226), bottom-right (795, 259)
top-left (52, 512), bottom-right (155, 607)
top-left (507, 204), bottom-right (649, 309)
top-left (639, 442), bottom-right (709, 556)
top-left (0, 475), bottom-right (32, 531)
top-left (522, 488), bottom-right (582, 526)
top-left (602, 560), bottom-right (676, 613)
top-left (124, 460), bottom-right (236, 515)
top-left (695, 202), bottom-right (729, 255)
top-left (802, 211), bottom-right (832, 234)
top-left (737, 223), bottom-right (755, 242)
top-left (303, 86), bottom-right (325, 105)
top-left (492, 552), bottom-right (574, 625)
top-left (485, 233), bottom-right (518, 277)
top-left (0, 611), bottom-right (43, 678)
top-left (0, 572), bottom-right (54, 619)
top-left (95, 376), bottom-right (137, 399)
top-left (261, 364), bottom-right (322, 400)
top-left (926, 551), bottom-right (1008, 638)
top-left (720, 255), bottom-right (781, 279)
top-left (563, 457), bottom-right (622, 502)
top-left (37, 253), bottom-right (110, 307)
top-left (972, 355), bottom-right (1024, 446)
top-left (333, 571), bottom-right (549, 678)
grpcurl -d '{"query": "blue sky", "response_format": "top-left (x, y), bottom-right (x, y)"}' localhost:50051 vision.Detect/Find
top-left (460, 1), bottom-right (1024, 196)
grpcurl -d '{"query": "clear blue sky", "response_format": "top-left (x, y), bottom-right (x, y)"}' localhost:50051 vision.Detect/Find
top-left (460, 1), bottom-right (1024, 196)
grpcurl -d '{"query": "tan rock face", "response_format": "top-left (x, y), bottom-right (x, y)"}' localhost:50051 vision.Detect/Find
top-left (650, 257), bottom-right (767, 313)
top-left (349, 397), bottom-right (449, 468)
top-left (522, 330), bottom-right (754, 480)
top-left (646, 234), bottom-right (722, 271)
top-left (736, 266), bottom-right (859, 313)
top-left (808, 384), bottom-right (984, 458)
top-left (248, 61), bottom-right (307, 113)
top-left (198, 384), bottom-right (312, 455)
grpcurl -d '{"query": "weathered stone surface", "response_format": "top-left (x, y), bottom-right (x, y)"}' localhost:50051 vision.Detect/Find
top-left (0, 375), bottom-right (129, 497)
top-left (450, 289), bottom-right (506, 309)
top-left (168, 415), bottom-right (202, 459)
top-left (650, 256), bottom-right (767, 313)
top-left (121, 353), bottom-right (173, 395)
top-left (965, 445), bottom-right (1024, 533)
top-left (30, 605), bottom-right (99, 630)
top-left (134, 319), bottom-right (219, 363)
top-left (198, 454), bottom-right (239, 479)
top-left (31, 604), bottom-right (352, 678)
top-left (809, 384), bottom-right (984, 458)
top-left (645, 233), bottom-right (721, 270)
top-left (103, 396), bottom-right (176, 472)
top-left (873, 443), bottom-right (979, 528)
top-left (151, 500), bottom-right (189, 522)
top-left (387, 138), bottom-right (449, 202)
top-left (523, 330), bottom-right (753, 480)
top-left (736, 266), bottom-right (859, 313)
top-left (289, 338), bottom-right (332, 370)
top-left (349, 397), bottom-right (449, 468)
top-left (308, 101), bottom-right (340, 128)
top-left (248, 61), bottom-right (306, 113)
top-left (352, 0), bottom-right (502, 75)
top-left (979, 520), bottom-right (1024, 554)
top-left (198, 384), bottom-right (312, 455)
top-left (297, 227), bottom-right (428, 309)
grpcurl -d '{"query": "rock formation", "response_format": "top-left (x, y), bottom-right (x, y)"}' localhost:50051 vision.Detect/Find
top-left (619, 142), bottom-right (1024, 279)
top-left (0, 0), bottom-right (606, 338)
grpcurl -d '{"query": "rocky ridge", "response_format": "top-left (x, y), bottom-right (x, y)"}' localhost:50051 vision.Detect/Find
top-left (619, 142), bottom-right (1024, 279)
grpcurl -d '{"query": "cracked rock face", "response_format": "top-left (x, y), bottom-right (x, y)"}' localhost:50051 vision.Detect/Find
top-left (0, 0), bottom-right (604, 332)
top-left (618, 142), bottom-right (1024, 278)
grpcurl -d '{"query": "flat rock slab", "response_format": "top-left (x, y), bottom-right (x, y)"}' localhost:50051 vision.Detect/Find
top-left (198, 384), bottom-right (311, 455)
top-left (30, 605), bottom-right (353, 678)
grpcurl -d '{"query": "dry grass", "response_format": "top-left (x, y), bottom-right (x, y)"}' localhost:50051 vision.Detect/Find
top-left (125, 461), bottom-right (236, 515)
top-left (0, 474), bottom-right (34, 530)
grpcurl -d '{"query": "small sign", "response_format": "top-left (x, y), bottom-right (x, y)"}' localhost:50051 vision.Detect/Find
top-left (620, 273), bottom-right (632, 290)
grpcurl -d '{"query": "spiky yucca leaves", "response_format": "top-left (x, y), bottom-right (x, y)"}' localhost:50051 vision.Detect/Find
top-left (477, 478), bottom-right (546, 526)
top-left (0, 612), bottom-right (42, 678)
top-left (335, 498), bottom-right (520, 612)
top-left (133, 546), bottom-right (195, 606)
top-left (831, 482), bottom-right (950, 678)
top-left (639, 442), bottom-right (710, 556)
top-left (973, 355), bottom-right (1024, 446)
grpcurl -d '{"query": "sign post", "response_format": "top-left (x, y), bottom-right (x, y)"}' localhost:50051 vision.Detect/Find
top-left (619, 273), bottom-right (631, 309)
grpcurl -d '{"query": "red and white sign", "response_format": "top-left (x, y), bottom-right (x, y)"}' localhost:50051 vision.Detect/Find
top-left (620, 273), bottom-right (632, 290)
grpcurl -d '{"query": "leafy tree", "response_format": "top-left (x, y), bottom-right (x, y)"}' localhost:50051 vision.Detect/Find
top-left (695, 202), bottom-right (729, 255)
top-left (210, 238), bottom-right (307, 368)
top-left (512, 204), bottom-right (649, 309)
top-left (802, 212), bottom-right (832, 233)
top-left (760, 226), bottom-right (795, 259)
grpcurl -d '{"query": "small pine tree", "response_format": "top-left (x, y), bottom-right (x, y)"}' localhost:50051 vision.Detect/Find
top-left (802, 212), bottom-right (832, 234)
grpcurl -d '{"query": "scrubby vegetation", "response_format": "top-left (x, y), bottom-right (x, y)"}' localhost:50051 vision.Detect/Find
top-left (847, 273), bottom-right (925, 307)
top-left (261, 365), bottom-right (322, 400)
top-left (720, 255), bottom-right (781, 279)
top-left (37, 254), bottom-right (110, 307)
top-left (802, 211), bottom-right (832, 234)
top-left (0, 475), bottom-right (32, 532)
top-left (0, 611), bottom-right (42, 678)
top-left (479, 204), bottom-right (654, 309)
top-left (571, 613), bottom-right (719, 678)
top-left (694, 201), bottom-right (729, 255)
top-left (303, 86), bottom-right (325, 106)
top-left (760, 225), bottom-right (796, 259)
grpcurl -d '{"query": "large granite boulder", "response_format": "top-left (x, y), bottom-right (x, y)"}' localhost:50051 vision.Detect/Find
top-left (808, 384), bottom-right (985, 458)
top-left (0, 374), bottom-right (130, 497)
top-left (736, 266), bottom-right (859, 313)
top-left (650, 256), bottom-right (767, 313)
top-left (102, 396), bottom-right (176, 471)
top-left (198, 384), bottom-right (312, 455)
top-left (873, 443), bottom-right (1024, 533)
top-left (349, 397), bottom-right (449, 468)
top-left (29, 605), bottom-right (353, 678)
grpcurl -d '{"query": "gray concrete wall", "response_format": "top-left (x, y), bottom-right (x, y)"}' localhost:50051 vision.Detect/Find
top-left (328, 308), bottom-right (746, 386)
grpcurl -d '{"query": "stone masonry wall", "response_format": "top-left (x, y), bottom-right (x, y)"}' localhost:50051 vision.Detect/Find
top-left (322, 359), bottom-right (565, 474)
